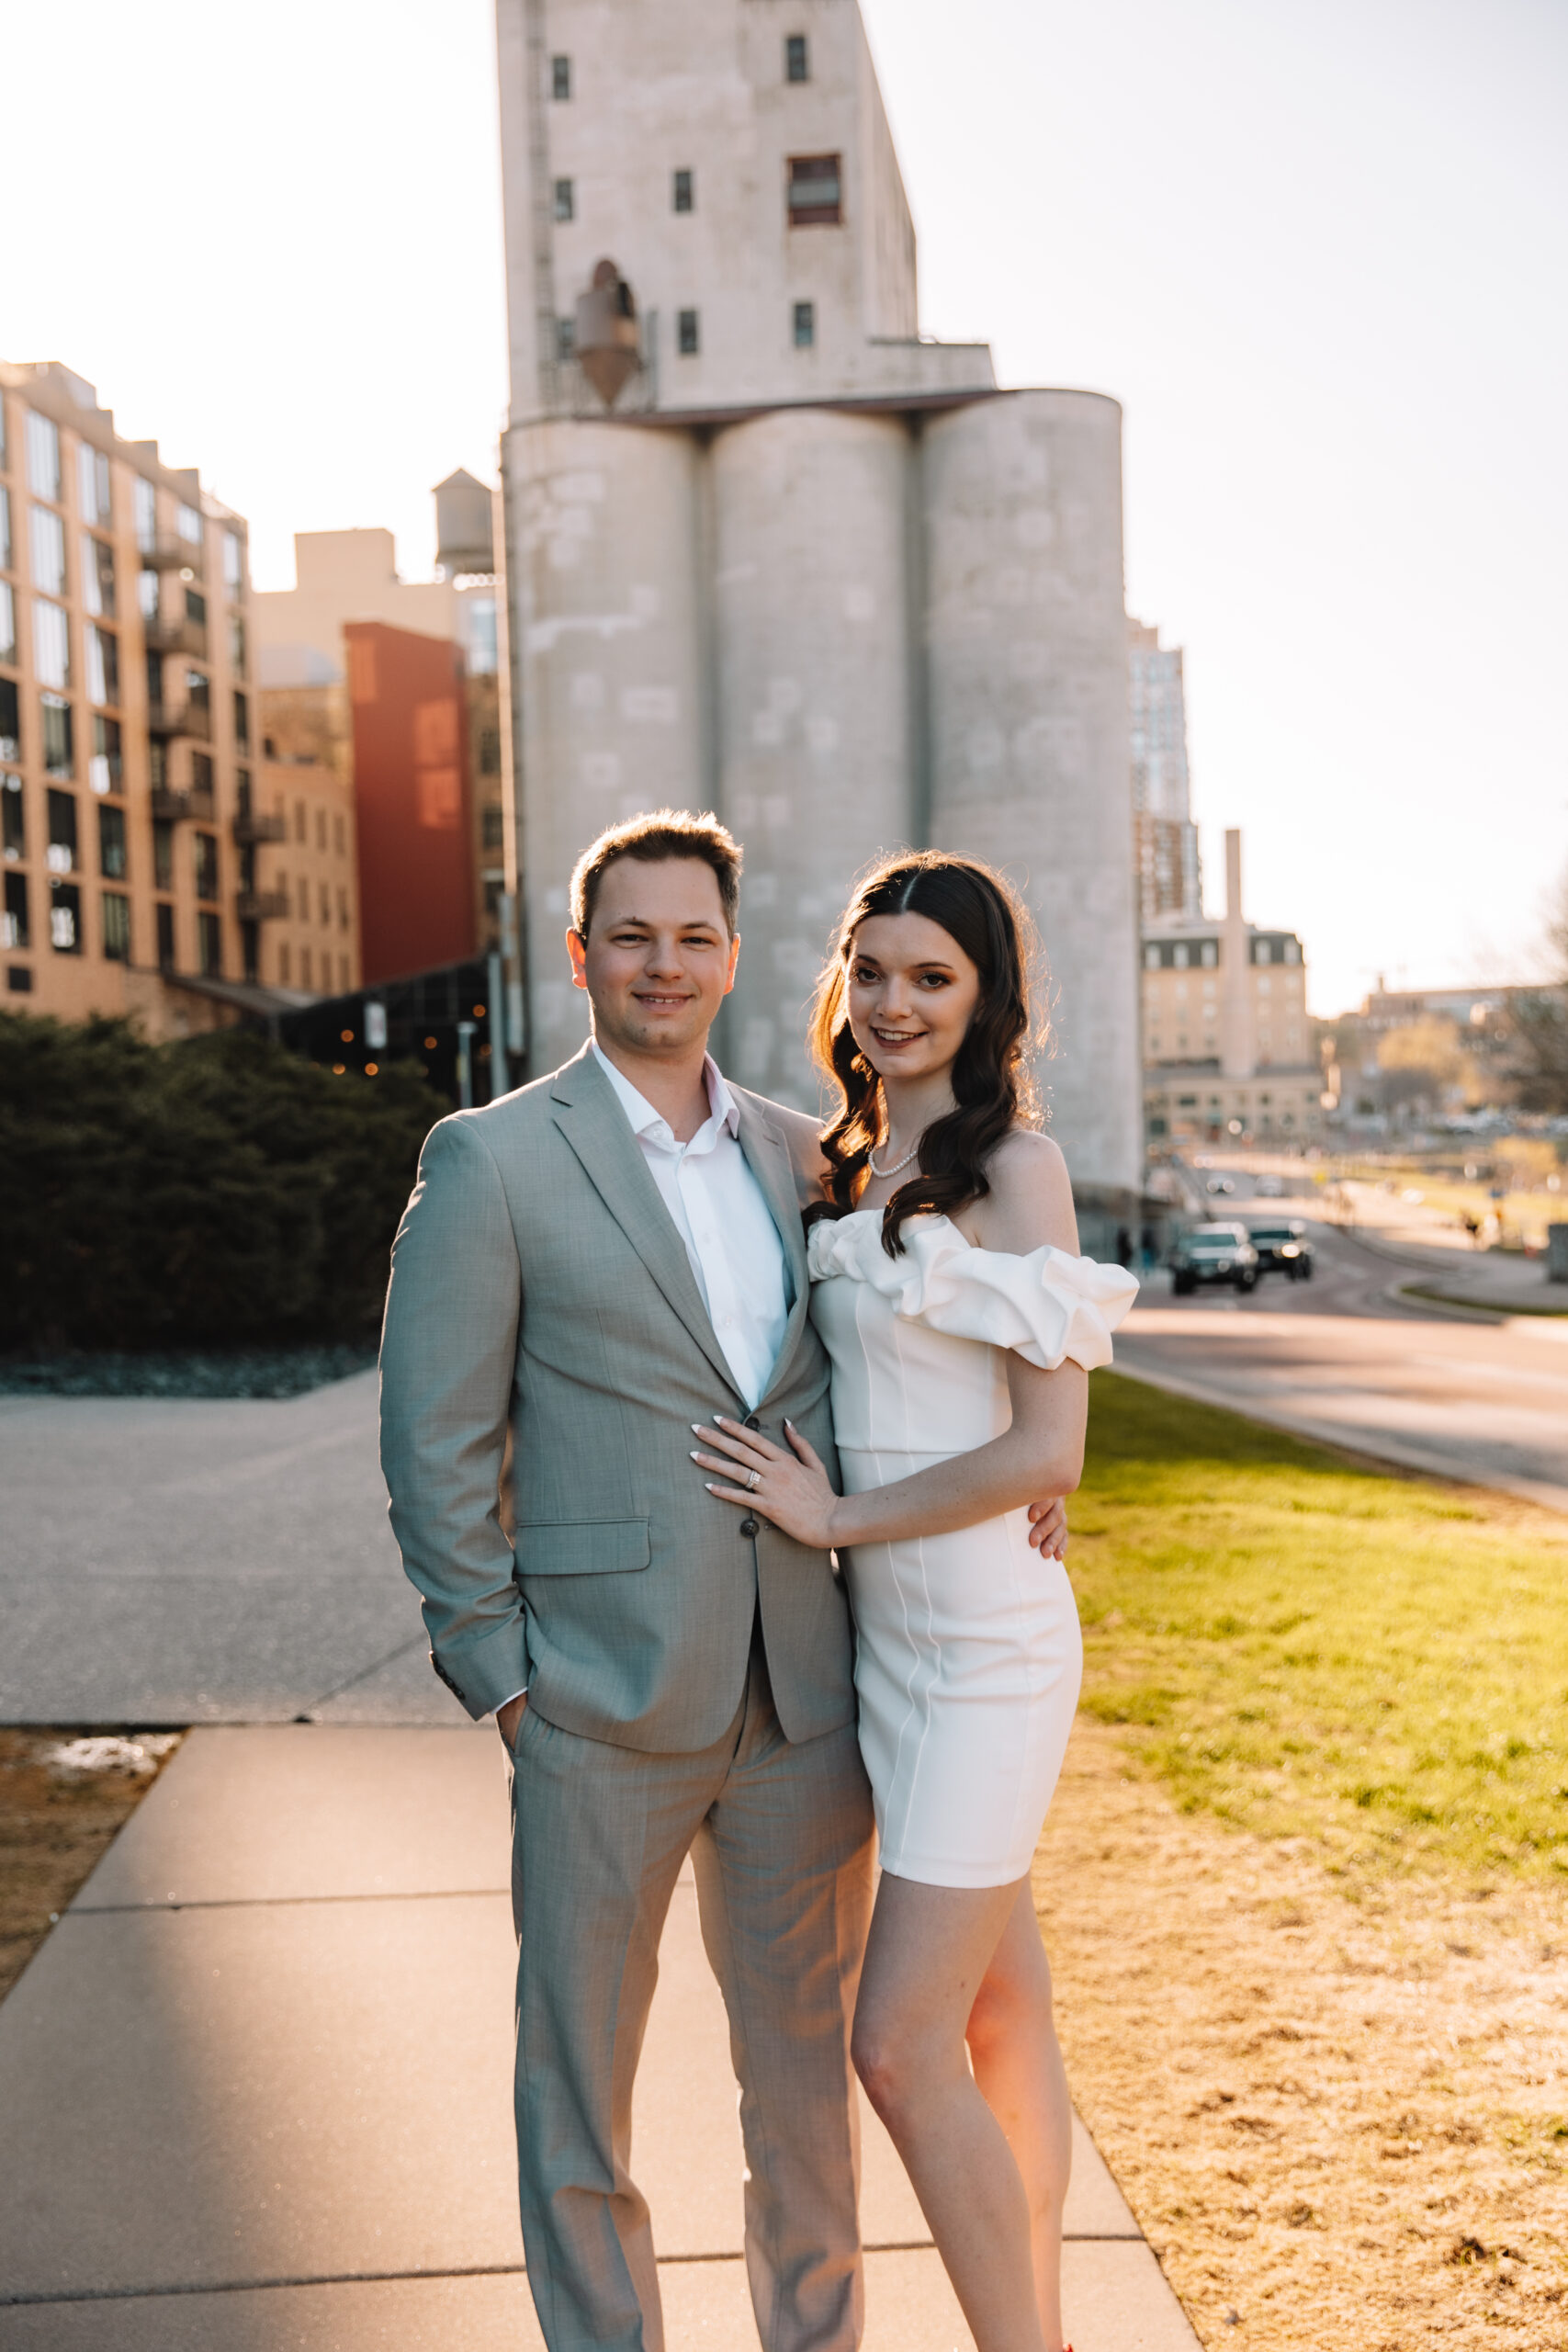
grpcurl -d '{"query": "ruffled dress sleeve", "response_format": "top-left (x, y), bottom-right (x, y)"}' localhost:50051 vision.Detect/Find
top-left (807, 1213), bottom-right (1138, 1372)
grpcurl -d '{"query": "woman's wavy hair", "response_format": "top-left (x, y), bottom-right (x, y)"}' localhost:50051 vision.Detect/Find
top-left (807, 851), bottom-right (1046, 1258)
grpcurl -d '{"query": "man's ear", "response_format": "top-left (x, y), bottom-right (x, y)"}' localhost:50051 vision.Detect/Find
top-left (567, 927), bottom-right (589, 992)
top-left (724, 931), bottom-right (740, 996)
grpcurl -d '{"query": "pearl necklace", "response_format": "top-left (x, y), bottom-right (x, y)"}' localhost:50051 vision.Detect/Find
top-left (868, 1136), bottom-right (920, 1180)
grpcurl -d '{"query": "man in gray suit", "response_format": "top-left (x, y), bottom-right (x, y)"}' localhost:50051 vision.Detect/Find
top-left (380, 810), bottom-right (1066, 2352)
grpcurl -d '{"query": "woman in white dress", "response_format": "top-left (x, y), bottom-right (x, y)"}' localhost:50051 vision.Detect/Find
top-left (691, 852), bottom-right (1135, 2352)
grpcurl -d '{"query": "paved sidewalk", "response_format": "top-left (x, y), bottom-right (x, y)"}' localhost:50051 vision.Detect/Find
top-left (0, 1727), bottom-right (1199, 2350)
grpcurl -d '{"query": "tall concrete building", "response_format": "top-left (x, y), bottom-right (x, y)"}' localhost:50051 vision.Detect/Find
top-left (496, 0), bottom-right (1143, 1202)
top-left (1128, 617), bottom-right (1201, 923)
top-left (1142, 830), bottom-right (1321, 1150)
top-left (0, 360), bottom-right (259, 1035)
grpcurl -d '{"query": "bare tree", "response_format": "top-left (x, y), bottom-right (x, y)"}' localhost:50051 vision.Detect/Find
top-left (1501, 859), bottom-right (1568, 1114)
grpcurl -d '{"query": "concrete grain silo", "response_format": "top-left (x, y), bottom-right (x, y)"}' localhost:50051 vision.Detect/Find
top-left (495, 0), bottom-right (1144, 1204)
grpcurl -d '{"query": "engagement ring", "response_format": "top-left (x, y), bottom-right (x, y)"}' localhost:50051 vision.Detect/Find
top-left (747, 1469), bottom-right (760, 1490)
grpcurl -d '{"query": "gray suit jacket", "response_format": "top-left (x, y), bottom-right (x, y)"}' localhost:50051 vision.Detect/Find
top-left (378, 1045), bottom-right (856, 1752)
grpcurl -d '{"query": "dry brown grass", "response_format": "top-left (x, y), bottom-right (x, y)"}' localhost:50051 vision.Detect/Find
top-left (0, 1729), bottom-right (180, 2001)
top-left (1036, 1723), bottom-right (1568, 2349)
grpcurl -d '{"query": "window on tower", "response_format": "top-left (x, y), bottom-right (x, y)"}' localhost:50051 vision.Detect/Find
top-left (788, 154), bottom-right (841, 226)
top-left (672, 168), bottom-right (694, 213)
top-left (793, 301), bottom-right (816, 347)
top-left (551, 54), bottom-right (571, 99)
top-left (785, 33), bottom-right (808, 82)
top-left (554, 177), bottom-right (574, 222)
top-left (677, 310), bottom-right (700, 356)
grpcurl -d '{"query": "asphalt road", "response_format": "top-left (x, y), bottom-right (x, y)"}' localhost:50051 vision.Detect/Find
top-left (1119, 1188), bottom-right (1568, 1512)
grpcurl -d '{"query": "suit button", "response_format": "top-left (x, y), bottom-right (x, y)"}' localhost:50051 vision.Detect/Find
top-left (739, 1516), bottom-right (761, 1538)
top-left (743, 1414), bottom-right (761, 1430)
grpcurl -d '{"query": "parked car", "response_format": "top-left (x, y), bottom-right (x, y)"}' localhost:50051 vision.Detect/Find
top-left (1204, 1174), bottom-right (1236, 1195)
top-left (1169, 1222), bottom-right (1259, 1295)
top-left (1255, 1174), bottom-right (1284, 1197)
top-left (1247, 1219), bottom-right (1314, 1281)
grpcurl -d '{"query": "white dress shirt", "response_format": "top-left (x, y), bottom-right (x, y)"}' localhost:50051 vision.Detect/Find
top-left (591, 1040), bottom-right (791, 1408)
top-left (500, 1046), bottom-right (793, 1713)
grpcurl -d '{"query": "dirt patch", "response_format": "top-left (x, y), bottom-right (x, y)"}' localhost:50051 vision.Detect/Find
top-left (0, 1729), bottom-right (181, 2002)
top-left (1035, 1722), bottom-right (1568, 2349)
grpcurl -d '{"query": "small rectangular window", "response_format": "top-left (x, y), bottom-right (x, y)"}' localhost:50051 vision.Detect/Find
top-left (50, 878), bottom-right (82, 954)
top-left (672, 168), bottom-right (694, 213)
top-left (41, 693), bottom-right (73, 777)
top-left (156, 900), bottom-right (175, 969)
top-left (30, 504), bottom-right (66, 595)
top-left (102, 890), bottom-right (130, 962)
top-left (34, 601), bottom-right (70, 689)
top-left (551, 53), bottom-right (570, 99)
top-left (26, 412), bottom-right (61, 502)
top-left (793, 300), bottom-right (816, 347)
top-left (48, 788), bottom-right (79, 873)
top-left (230, 614), bottom-right (245, 673)
top-left (677, 309), bottom-right (700, 356)
top-left (0, 580), bottom-right (13, 663)
top-left (190, 751), bottom-right (214, 797)
top-left (91, 714), bottom-right (121, 795)
top-left (198, 909), bottom-right (221, 973)
top-left (223, 529), bottom-right (243, 591)
top-left (3, 871), bottom-right (28, 951)
top-left (556, 316), bottom-right (576, 360)
top-left (233, 687), bottom-right (250, 748)
top-left (554, 177), bottom-right (574, 222)
top-left (153, 820), bottom-right (174, 892)
top-left (77, 443), bottom-right (111, 525)
top-left (81, 535), bottom-right (115, 617)
top-left (0, 676), bottom-right (20, 762)
top-left (3, 774), bottom-right (23, 861)
top-left (788, 153), bottom-right (842, 226)
top-left (134, 478), bottom-right (157, 553)
top-left (87, 625), bottom-right (118, 709)
top-left (177, 502), bottom-right (203, 548)
top-left (195, 831), bottom-right (219, 903)
top-left (98, 802), bottom-right (128, 879)
top-left (185, 585), bottom-right (207, 627)
top-left (785, 32), bottom-right (809, 81)
top-left (0, 484), bottom-right (10, 570)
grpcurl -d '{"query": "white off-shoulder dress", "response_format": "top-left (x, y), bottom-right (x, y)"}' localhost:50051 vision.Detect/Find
top-left (807, 1211), bottom-right (1138, 1888)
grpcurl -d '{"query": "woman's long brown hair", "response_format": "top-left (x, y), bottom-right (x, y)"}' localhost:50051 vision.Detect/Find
top-left (807, 851), bottom-right (1044, 1258)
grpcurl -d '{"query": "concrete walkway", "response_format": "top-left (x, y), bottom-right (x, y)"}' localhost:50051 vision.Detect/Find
top-left (0, 1726), bottom-right (1200, 2350)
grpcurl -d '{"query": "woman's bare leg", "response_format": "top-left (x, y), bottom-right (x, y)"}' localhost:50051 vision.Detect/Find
top-left (852, 1871), bottom-right (1049, 2352)
top-left (966, 1882), bottom-right (1073, 2347)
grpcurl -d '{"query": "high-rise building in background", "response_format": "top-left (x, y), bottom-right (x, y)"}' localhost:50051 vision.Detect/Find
top-left (495, 0), bottom-right (1143, 1209)
top-left (1128, 617), bottom-right (1201, 923)
top-left (0, 360), bottom-right (259, 1035)
top-left (254, 481), bottom-right (506, 985)
top-left (1142, 829), bottom-right (1321, 1149)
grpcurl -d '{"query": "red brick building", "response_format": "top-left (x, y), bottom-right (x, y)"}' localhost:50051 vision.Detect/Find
top-left (344, 621), bottom-right (475, 985)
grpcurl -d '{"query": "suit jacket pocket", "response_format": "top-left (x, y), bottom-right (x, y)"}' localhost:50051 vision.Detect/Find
top-left (514, 1520), bottom-right (652, 1577)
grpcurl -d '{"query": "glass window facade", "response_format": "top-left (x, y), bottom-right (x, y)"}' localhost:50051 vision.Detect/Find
top-left (177, 502), bottom-right (203, 547)
top-left (26, 412), bottom-right (61, 502)
top-left (134, 477), bottom-right (156, 553)
top-left (223, 530), bottom-right (243, 592)
top-left (81, 534), bottom-right (115, 617)
top-left (0, 484), bottom-right (10, 571)
top-left (194, 831), bottom-right (219, 901)
top-left (198, 910), bottom-right (221, 975)
top-left (153, 820), bottom-right (174, 893)
top-left (47, 788), bottom-right (78, 872)
top-left (0, 677), bottom-right (17, 762)
top-left (156, 901), bottom-right (175, 969)
top-left (0, 580), bottom-right (13, 663)
top-left (3, 772), bottom-right (23, 860)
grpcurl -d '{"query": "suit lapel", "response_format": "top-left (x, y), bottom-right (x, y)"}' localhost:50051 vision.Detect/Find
top-left (549, 1048), bottom-right (742, 1400)
top-left (733, 1093), bottom-right (814, 1405)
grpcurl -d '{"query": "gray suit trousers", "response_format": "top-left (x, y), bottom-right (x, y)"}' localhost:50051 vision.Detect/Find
top-left (510, 1632), bottom-right (876, 2352)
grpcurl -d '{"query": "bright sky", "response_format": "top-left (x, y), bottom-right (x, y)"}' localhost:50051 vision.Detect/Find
top-left (8, 0), bottom-right (1565, 1014)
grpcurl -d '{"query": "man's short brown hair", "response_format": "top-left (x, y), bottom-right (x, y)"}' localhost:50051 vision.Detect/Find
top-left (570, 808), bottom-right (743, 937)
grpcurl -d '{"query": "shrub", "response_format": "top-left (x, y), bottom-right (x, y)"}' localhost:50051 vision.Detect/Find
top-left (0, 1013), bottom-right (446, 1352)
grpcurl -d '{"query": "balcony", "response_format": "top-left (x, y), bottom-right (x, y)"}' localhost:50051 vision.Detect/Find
top-left (138, 537), bottom-right (206, 574)
top-left (142, 613), bottom-right (209, 658)
top-left (232, 808), bottom-right (287, 845)
top-left (236, 888), bottom-right (290, 922)
top-left (151, 787), bottom-right (216, 824)
top-left (145, 699), bottom-right (212, 741)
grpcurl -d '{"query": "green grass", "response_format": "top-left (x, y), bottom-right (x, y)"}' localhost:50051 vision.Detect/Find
top-left (1072, 1374), bottom-right (1568, 1880)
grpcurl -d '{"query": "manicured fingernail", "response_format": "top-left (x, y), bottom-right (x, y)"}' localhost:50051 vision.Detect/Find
top-left (692, 1424), bottom-right (703, 1435)
top-left (690, 1451), bottom-right (701, 1461)
top-left (714, 1414), bottom-right (729, 1427)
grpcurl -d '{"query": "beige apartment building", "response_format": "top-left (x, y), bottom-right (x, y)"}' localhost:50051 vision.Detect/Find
top-left (255, 684), bottom-right (361, 996)
top-left (0, 360), bottom-right (265, 1036)
top-left (1143, 830), bottom-right (1324, 1150)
